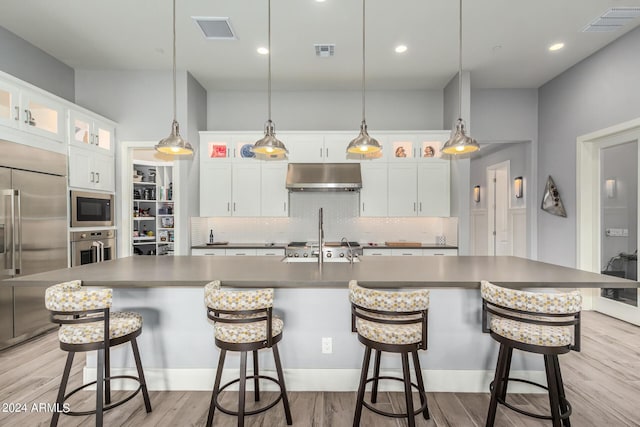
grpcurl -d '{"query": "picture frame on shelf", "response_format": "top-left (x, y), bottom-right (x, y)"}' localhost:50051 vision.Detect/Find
top-left (161, 216), bottom-right (174, 228)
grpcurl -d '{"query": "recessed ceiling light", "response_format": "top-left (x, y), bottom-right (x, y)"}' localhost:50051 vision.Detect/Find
top-left (395, 45), bottom-right (408, 54)
top-left (257, 47), bottom-right (269, 55)
top-left (315, 0), bottom-right (326, 2)
top-left (549, 42), bottom-right (564, 52)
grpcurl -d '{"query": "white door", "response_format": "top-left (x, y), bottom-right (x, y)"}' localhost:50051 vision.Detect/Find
top-left (200, 163), bottom-right (232, 216)
top-left (261, 163), bottom-right (288, 217)
top-left (487, 162), bottom-right (510, 256)
top-left (388, 164), bottom-right (417, 217)
top-left (232, 163), bottom-right (261, 216)
top-left (360, 163), bottom-right (388, 217)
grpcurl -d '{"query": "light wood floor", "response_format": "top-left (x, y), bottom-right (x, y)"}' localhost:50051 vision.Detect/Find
top-left (1, 311), bottom-right (639, 426)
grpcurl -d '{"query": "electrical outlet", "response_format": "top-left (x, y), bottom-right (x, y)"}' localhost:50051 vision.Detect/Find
top-left (321, 337), bottom-right (332, 354)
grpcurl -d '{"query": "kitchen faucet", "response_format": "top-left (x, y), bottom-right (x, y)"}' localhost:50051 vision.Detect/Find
top-left (341, 237), bottom-right (356, 265)
top-left (318, 208), bottom-right (324, 269)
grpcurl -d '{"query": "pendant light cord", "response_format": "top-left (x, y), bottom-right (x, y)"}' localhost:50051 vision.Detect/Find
top-left (457, 0), bottom-right (462, 121)
top-left (268, 0), bottom-right (272, 122)
top-left (172, 0), bottom-right (177, 122)
top-left (361, 0), bottom-right (366, 123)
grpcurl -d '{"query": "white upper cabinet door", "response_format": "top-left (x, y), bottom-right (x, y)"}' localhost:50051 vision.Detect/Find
top-left (323, 135), bottom-right (364, 163)
top-left (91, 152), bottom-right (115, 192)
top-left (200, 133), bottom-right (232, 162)
top-left (0, 80), bottom-right (19, 129)
top-left (360, 162), bottom-right (388, 217)
top-left (69, 111), bottom-right (115, 154)
top-left (232, 133), bottom-right (262, 162)
top-left (68, 146), bottom-right (114, 191)
top-left (200, 163), bottom-right (232, 216)
top-left (387, 163), bottom-right (418, 217)
top-left (415, 131), bottom-right (449, 161)
top-left (417, 160), bottom-right (450, 217)
top-left (19, 90), bottom-right (66, 142)
top-left (261, 163), bottom-right (288, 217)
top-left (285, 134), bottom-right (324, 163)
top-left (383, 134), bottom-right (419, 162)
top-left (231, 163), bottom-right (261, 217)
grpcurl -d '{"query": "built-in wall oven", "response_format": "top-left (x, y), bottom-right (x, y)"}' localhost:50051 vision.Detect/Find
top-left (70, 229), bottom-right (116, 266)
top-left (70, 190), bottom-right (114, 227)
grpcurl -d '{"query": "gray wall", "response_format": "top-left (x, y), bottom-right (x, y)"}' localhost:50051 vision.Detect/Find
top-left (0, 26), bottom-right (75, 102)
top-left (471, 89), bottom-right (538, 143)
top-left (538, 26), bottom-right (640, 267)
top-left (207, 89), bottom-right (443, 131)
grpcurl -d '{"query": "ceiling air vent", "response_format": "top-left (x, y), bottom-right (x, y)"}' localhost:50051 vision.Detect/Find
top-left (314, 44), bottom-right (335, 57)
top-left (583, 7), bottom-right (640, 32)
top-left (193, 17), bottom-right (237, 40)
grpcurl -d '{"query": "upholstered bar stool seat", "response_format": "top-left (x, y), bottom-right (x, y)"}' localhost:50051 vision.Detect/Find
top-left (349, 280), bottom-right (430, 427)
top-left (204, 280), bottom-right (292, 427)
top-left (481, 280), bottom-right (582, 427)
top-left (45, 280), bottom-right (152, 427)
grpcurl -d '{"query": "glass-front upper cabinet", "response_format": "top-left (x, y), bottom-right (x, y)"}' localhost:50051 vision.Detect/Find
top-left (21, 91), bottom-right (66, 142)
top-left (69, 110), bottom-right (114, 154)
top-left (0, 80), bottom-right (19, 128)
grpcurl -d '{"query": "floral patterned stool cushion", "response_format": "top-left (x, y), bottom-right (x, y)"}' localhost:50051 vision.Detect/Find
top-left (355, 316), bottom-right (423, 345)
top-left (489, 317), bottom-right (573, 347)
top-left (58, 311), bottom-right (143, 345)
top-left (215, 317), bottom-right (284, 344)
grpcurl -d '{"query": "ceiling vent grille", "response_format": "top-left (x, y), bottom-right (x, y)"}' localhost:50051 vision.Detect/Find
top-left (193, 17), bottom-right (237, 40)
top-left (314, 44), bottom-right (335, 57)
top-left (583, 7), bottom-right (640, 32)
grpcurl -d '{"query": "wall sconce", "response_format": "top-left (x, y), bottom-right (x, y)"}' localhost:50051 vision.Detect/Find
top-left (473, 185), bottom-right (481, 203)
top-left (605, 179), bottom-right (616, 198)
top-left (514, 176), bottom-right (523, 199)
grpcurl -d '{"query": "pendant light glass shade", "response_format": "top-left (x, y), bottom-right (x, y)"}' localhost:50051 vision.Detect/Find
top-left (252, 120), bottom-right (287, 155)
top-left (347, 121), bottom-right (381, 154)
top-left (346, 0), bottom-right (381, 156)
top-left (155, 0), bottom-right (193, 156)
top-left (252, 0), bottom-right (287, 157)
top-left (441, 118), bottom-right (479, 154)
top-left (441, 0), bottom-right (478, 156)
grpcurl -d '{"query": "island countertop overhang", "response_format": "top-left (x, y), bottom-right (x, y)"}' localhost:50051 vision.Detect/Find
top-left (3, 255), bottom-right (637, 289)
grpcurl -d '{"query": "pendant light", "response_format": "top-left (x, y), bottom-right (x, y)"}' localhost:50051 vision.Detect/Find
top-left (155, 0), bottom-right (194, 156)
top-left (252, 0), bottom-right (288, 156)
top-left (441, 0), bottom-right (479, 155)
top-left (346, 0), bottom-right (381, 155)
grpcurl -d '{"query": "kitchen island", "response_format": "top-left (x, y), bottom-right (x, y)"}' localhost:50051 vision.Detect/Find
top-left (4, 256), bottom-right (636, 394)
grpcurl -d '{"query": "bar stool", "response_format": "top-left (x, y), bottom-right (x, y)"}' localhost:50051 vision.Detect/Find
top-left (45, 280), bottom-right (152, 427)
top-left (204, 280), bottom-right (292, 427)
top-left (348, 280), bottom-right (430, 427)
top-left (481, 280), bottom-right (582, 427)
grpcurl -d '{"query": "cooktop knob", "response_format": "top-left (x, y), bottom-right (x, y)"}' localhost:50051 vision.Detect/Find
top-left (294, 253), bottom-right (299, 257)
top-left (287, 252), bottom-right (293, 257)
top-left (303, 253), bottom-right (308, 257)
top-left (326, 252), bottom-right (332, 258)
top-left (339, 252), bottom-right (345, 257)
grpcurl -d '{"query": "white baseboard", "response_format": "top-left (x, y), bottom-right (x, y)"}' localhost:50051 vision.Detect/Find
top-left (84, 367), bottom-right (546, 394)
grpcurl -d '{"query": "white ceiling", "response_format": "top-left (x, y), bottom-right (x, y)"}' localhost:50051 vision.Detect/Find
top-left (1, 0), bottom-right (639, 91)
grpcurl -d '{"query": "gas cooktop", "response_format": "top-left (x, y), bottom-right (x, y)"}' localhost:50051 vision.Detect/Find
top-left (285, 241), bottom-right (362, 259)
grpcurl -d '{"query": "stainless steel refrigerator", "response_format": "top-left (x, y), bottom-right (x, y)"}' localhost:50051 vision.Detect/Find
top-left (1, 139), bottom-right (67, 350)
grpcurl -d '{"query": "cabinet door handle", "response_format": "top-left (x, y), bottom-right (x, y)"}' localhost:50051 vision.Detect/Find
top-left (24, 109), bottom-right (34, 125)
top-left (233, 148), bottom-right (236, 158)
top-left (95, 172), bottom-right (100, 183)
top-left (284, 201), bottom-right (287, 212)
top-left (320, 147), bottom-right (323, 158)
top-left (14, 106), bottom-right (19, 121)
top-left (413, 202), bottom-right (417, 212)
top-left (419, 202), bottom-right (422, 212)
top-left (362, 202), bottom-right (365, 212)
top-left (326, 148), bottom-right (329, 158)
top-left (227, 202), bottom-right (230, 212)
top-left (234, 253), bottom-right (246, 256)
top-left (90, 172), bottom-right (95, 183)
top-left (233, 202), bottom-right (236, 211)
top-left (95, 134), bottom-right (100, 145)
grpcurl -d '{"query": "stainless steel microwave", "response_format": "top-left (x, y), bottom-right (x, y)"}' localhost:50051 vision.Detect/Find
top-left (70, 190), bottom-right (114, 227)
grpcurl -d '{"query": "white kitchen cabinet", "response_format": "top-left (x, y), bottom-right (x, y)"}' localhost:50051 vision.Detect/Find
top-left (225, 248), bottom-right (258, 256)
top-left (383, 134), bottom-right (420, 162)
top-left (200, 163), bottom-right (232, 216)
top-left (192, 248), bottom-right (226, 256)
top-left (417, 160), bottom-right (450, 217)
top-left (360, 163), bottom-right (388, 217)
top-left (286, 134), bottom-right (324, 162)
top-left (363, 248), bottom-right (391, 256)
top-left (232, 163), bottom-right (261, 216)
top-left (415, 132), bottom-right (449, 161)
top-left (0, 83), bottom-right (67, 143)
top-left (231, 133), bottom-right (263, 162)
top-left (261, 163), bottom-right (288, 217)
top-left (388, 164), bottom-right (418, 216)
top-left (200, 134), bottom-right (232, 162)
top-left (68, 146), bottom-right (114, 192)
top-left (323, 135), bottom-right (366, 162)
top-left (423, 248), bottom-right (458, 256)
top-left (256, 248), bottom-right (285, 256)
top-left (391, 248), bottom-right (424, 256)
top-left (69, 110), bottom-right (114, 154)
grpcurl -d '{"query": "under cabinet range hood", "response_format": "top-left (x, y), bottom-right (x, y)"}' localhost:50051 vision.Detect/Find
top-left (286, 163), bottom-right (362, 191)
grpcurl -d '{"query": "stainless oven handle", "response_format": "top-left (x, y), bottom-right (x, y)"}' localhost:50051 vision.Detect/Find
top-left (99, 241), bottom-right (105, 262)
top-left (92, 241), bottom-right (102, 263)
top-left (2, 189), bottom-right (17, 275)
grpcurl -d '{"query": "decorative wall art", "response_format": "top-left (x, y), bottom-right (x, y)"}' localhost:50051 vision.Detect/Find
top-left (541, 175), bottom-right (566, 217)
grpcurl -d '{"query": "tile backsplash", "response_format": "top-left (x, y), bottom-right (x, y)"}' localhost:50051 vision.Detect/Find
top-left (191, 193), bottom-right (458, 246)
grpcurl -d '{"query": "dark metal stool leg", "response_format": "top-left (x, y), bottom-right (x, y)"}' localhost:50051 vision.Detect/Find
top-left (544, 355), bottom-right (562, 427)
top-left (96, 348), bottom-right (105, 427)
top-left (131, 337), bottom-right (152, 413)
top-left (401, 352), bottom-right (416, 427)
top-left (552, 355), bottom-right (571, 427)
top-left (104, 346), bottom-right (111, 405)
top-left (207, 349), bottom-right (226, 427)
top-left (370, 349), bottom-right (381, 404)
top-left (253, 350), bottom-right (260, 402)
top-left (499, 347), bottom-right (513, 402)
top-left (238, 351), bottom-right (247, 427)
top-left (486, 343), bottom-right (508, 427)
top-left (273, 343), bottom-right (293, 425)
top-left (412, 350), bottom-right (430, 420)
top-left (353, 346), bottom-right (372, 427)
top-left (51, 352), bottom-right (74, 427)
